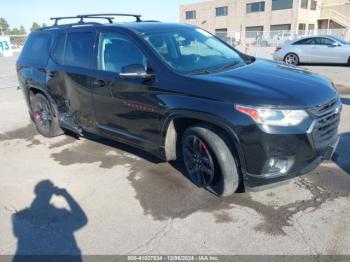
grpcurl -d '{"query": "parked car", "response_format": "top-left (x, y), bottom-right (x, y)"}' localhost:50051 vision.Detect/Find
top-left (274, 35), bottom-right (350, 65)
top-left (17, 14), bottom-right (342, 197)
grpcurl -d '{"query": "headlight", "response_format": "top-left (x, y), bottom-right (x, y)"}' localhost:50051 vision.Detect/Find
top-left (235, 105), bottom-right (309, 126)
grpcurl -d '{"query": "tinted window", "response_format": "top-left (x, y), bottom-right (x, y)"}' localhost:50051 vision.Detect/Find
top-left (245, 26), bottom-right (264, 38)
top-left (270, 24), bottom-right (291, 31)
top-left (20, 33), bottom-right (52, 66)
top-left (298, 23), bottom-right (306, 33)
top-left (272, 0), bottom-right (293, 10)
top-left (216, 6), bottom-right (228, 16)
top-left (98, 32), bottom-right (147, 73)
top-left (301, 0), bottom-right (308, 9)
top-left (294, 38), bottom-right (316, 45)
top-left (246, 2), bottom-right (265, 13)
top-left (215, 28), bottom-right (228, 41)
top-left (315, 37), bottom-right (336, 45)
top-left (310, 0), bottom-right (317, 10)
top-left (186, 11), bottom-right (196, 20)
top-left (52, 33), bottom-right (66, 64)
top-left (64, 32), bottom-right (95, 68)
top-left (309, 24), bottom-right (315, 31)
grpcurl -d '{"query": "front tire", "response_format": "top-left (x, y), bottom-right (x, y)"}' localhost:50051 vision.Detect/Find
top-left (31, 93), bottom-right (64, 137)
top-left (284, 53), bottom-right (299, 65)
top-left (181, 124), bottom-right (240, 197)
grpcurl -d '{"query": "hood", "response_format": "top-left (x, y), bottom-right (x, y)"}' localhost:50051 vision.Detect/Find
top-left (191, 59), bottom-right (338, 108)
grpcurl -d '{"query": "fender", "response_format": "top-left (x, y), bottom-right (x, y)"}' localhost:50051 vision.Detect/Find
top-left (161, 110), bottom-right (247, 175)
top-left (27, 85), bottom-right (60, 118)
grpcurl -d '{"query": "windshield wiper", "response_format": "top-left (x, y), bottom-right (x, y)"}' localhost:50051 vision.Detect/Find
top-left (188, 69), bottom-right (213, 75)
top-left (188, 61), bottom-right (240, 75)
top-left (215, 61), bottom-right (240, 72)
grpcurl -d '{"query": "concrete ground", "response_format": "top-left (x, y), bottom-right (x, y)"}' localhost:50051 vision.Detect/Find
top-left (0, 54), bottom-right (350, 256)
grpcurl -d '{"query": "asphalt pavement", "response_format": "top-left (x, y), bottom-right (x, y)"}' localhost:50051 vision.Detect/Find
top-left (0, 55), bottom-right (350, 256)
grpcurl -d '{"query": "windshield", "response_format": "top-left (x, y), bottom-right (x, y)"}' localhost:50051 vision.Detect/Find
top-left (143, 28), bottom-right (246, 74)
top-left (331, 36), bottom-right (349, 45)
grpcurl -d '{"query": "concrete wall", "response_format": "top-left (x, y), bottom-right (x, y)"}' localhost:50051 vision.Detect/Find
top-left (179, 0), bottom-right (348, 35)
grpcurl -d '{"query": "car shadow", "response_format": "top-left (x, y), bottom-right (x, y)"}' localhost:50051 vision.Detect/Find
top-left (12, 180), bottom-right (87, 261)
top-left (300, 63), bottom-right (350, 67)
top-left (341, 97), bottom-right (350, 106)
top-left (333, 132), bottom-right (350, 175)
top-left (82, 132), bottom-right (162, 165)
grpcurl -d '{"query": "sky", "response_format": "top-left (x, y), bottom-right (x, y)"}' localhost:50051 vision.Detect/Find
top-left (0, 0), bottom-right (203, 32)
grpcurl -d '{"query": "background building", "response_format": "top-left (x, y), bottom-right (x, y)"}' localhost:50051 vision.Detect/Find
top-left (180, 0), bottom-right (350, 43)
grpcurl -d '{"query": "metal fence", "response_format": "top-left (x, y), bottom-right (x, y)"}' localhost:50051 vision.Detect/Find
top-left (216, 28), bottom-right (350, 58)
top-left (216, 28), bottom-right (350, 47)
top-left (9, 35), bottom-right (27, 52)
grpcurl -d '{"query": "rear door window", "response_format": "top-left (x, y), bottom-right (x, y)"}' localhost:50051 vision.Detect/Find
top-left (52, 33), bottom-right (66, 64)
top-left (65, 32), bottom-right (95, 68)
top-left (52, 31), bottom-right (95, 69)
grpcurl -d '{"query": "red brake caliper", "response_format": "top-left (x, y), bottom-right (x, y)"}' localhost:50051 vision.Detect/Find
top-left (34, 111), bottom-right (41, 121)
top-left (201, 142), bottom-right (209, 155)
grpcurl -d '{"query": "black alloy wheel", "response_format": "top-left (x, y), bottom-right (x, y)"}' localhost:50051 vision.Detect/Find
top-left (182, 134), bottom-right (215, 187)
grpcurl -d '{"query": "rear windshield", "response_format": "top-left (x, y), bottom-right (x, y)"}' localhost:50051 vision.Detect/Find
top-left (19, 33), bottom-right (52, 66)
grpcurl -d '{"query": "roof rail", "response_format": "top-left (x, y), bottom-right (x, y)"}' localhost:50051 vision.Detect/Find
top-left (50, 15), bottom-right (114, 26)
top-left (38, 22), bottom-right (103, 31)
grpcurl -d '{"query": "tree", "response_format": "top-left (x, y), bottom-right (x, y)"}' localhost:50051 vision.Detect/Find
top-left (30, 22), bottom-right (40, 32)
top-left (9, 28), bottom-right (21, 35)
top-left (6, 25), bottom-right (26, 35)
top-left (19, 25), bottom-right (26, 35)
top-left (0, 17), bottom-right (10, 34)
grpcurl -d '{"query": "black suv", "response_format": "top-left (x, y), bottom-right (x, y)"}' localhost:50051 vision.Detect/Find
top-left (17, 14), bottom-right (342, 197)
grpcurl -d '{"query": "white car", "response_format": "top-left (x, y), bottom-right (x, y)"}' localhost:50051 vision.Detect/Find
top-left (273, 35), bottom-right (350, 65)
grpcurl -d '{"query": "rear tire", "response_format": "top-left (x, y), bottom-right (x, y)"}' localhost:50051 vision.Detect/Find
top-left (347, 56), bottom-right (350, 65)
top-left (31, 93), bottom-right (64, 138)
top-left (181, 124), bottom-right (240, 197)
top-left (284, 53), bottom-right (299, 65)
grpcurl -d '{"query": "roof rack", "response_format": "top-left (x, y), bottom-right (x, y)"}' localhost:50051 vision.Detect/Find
top-left (49, 13), bottom-right (142, 27)
top-left (79, 14), bottom-right (142, 22)
top-left (37, 13), bottom-right (147, 31)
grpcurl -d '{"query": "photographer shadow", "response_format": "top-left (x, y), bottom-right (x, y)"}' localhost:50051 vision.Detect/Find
top-left (333, 132), bottom-right (350, 175)
top-left (12, 180), bottom-right (88, 262)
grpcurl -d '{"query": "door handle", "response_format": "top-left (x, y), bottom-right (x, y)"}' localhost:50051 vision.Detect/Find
top-left (91, 79), bottom-right (106, 88)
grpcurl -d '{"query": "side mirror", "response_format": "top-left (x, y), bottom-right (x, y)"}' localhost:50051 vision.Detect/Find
top-left (329, 42), bottom-right (340, 47)
top-left (119, 64), bottom-right (155, 80)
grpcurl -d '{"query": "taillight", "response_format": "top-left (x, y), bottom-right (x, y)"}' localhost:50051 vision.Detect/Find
top-left (275, 47), bottom-right (282, 52)
top-left (16, 65), bottom-right (23, 73)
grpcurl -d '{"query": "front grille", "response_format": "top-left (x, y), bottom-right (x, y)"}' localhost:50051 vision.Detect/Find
top-left (313, 99), bottom-right (337, 116)
top-left (309, 99), bottom-right (341, 150)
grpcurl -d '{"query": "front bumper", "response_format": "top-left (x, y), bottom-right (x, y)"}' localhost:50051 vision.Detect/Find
top-left (244, 138), bottom-right (338, 189)
top-left (240, 99), bottom-right (341, 189)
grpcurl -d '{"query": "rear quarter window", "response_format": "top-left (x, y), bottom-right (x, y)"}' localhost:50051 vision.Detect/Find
top-left (19, 33), bottom-right (52, 66)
